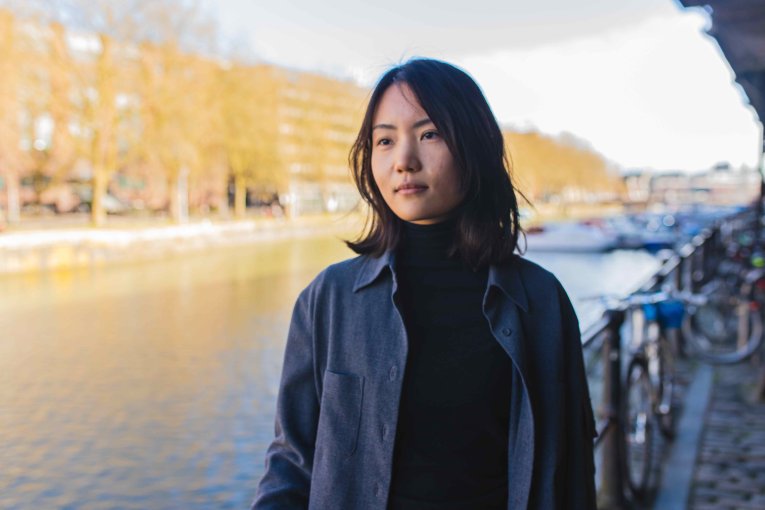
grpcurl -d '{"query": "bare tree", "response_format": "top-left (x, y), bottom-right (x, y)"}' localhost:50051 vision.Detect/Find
top-left (0, 2), bottom-right (372, 225)
top-left (504, 129), bottom-right (621, 203)
top-left (27, 0), bottom-right (218, 224)
top-left (0, 9), bottom-right (29, 223)
top-left (216, 64), bottom-right (283, 217)
top-left (43, 23), bottom-right (78, 183)
top-left (137, 41), bottom-right (214, 222)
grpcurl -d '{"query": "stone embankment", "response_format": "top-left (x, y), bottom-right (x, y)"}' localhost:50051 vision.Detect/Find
top-left (0, 214), bottom-right (363, 274)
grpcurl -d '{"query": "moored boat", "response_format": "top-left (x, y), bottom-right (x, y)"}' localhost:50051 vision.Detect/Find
top-left (525, 221), bottom-right (618, 252)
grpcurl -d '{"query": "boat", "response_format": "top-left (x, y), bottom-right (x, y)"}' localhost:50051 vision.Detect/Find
top-left (525, 221), bottom-right (618, 252)
top-left (599, 215), bottom-right (677, 251)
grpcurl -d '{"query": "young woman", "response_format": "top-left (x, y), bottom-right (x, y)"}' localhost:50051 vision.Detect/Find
top-left (253, 58), bottom-right (597, 510)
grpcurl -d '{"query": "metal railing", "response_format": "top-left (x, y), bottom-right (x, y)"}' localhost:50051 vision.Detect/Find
top-left (582, 209), bottom-right (753, 508)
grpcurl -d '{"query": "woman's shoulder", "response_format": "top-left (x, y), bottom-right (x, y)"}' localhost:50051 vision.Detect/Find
top-left (300, 253), bottom-right (378, 297)
top-left (511, 254), bottom-right (555, 278)
top-left (502, 254), bottom-right (561, 290)
top-left (503, 255), bottom-right (573, 311)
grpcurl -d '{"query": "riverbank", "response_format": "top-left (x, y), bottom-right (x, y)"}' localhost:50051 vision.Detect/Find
top-left (0, 202), bottom-right (628, 275)
top-left (0, 213), bottom-right (363, 274)
top-left (525, 201), bottom-right (625, 225)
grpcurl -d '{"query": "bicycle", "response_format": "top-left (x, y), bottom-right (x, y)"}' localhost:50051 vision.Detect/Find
top-left (634, 295), bottom-right (684, 437)
top-left (581, 290), bottom-right (683, 502)
top-left (622, 292), bottom-right (685, 502)
top-left (681, 245), bottom-right (765, 364)
top-left (622, 350), bottom-right (654, 502)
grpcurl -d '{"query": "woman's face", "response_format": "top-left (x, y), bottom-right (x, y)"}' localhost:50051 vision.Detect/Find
top-left (370, 83), bottom-right (464, 225)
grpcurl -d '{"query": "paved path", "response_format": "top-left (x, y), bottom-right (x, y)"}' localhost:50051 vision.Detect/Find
top-left (653, 359), bottom-right (765, 510)
top-left (687, 362), bottom-right (765, 510)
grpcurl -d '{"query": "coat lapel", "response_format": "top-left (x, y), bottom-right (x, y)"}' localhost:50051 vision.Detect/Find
top-left (484, 260), bottom-right (536, 510)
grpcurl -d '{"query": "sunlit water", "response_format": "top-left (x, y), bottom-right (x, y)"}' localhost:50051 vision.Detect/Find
top-left (0, 235), bottom-right (658, 509)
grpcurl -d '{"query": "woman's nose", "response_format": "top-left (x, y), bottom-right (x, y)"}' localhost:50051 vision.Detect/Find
top-left (393, 139), bottom-right (421, 173)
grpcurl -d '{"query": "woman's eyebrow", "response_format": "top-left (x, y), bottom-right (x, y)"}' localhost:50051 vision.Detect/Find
top-left (372, 118), bottom-right (433, 131)
top-left (412, 118), bottom-right (434, 129)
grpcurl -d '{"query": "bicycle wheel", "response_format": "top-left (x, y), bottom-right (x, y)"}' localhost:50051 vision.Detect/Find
top-left (656, 330), bottom-right (677, 439)
top-left (684, 289), bottom-right (763, 364)
top-left (621, 357), bottom-right (654, 502)
top-left (641, 316), bottom-right (676, 438)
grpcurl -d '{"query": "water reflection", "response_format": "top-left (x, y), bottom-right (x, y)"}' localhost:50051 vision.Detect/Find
top-left (0, 235), bottom-right (355, 509)
top-left (0, 237), bottom-right (657, 509)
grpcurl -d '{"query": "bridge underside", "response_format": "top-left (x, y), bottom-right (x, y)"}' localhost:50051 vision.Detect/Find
top-left (681, 0), bottom-right (765, 138)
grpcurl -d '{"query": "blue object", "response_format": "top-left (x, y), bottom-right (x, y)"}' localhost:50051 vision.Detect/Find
top-left (658, 300), bottom-right (685, 329)
top-left (642, 303), bottom-right (659, 322)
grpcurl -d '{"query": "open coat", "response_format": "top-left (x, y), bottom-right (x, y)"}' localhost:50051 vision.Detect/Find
top-left (252, 250), bottom-right (597, 510)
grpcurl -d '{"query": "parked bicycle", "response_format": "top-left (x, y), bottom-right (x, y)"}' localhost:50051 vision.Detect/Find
top-left (579, 208), bottom-right (761, 509)
top-left (582, 290), bottom-right (684, 502)
top-left (681, 239), bottom-right (765, 364)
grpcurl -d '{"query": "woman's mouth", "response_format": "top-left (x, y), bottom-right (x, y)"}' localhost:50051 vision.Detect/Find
top-left (395, 183), bottom-right (428, 194)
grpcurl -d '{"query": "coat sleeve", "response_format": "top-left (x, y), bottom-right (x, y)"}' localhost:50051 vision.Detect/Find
top-left (557, 282), bottom-right (598, 509)
top-left (252, 287), bottom-right (319, 510)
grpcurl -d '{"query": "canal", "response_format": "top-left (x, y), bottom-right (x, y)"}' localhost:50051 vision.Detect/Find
top-left (0, 233), bottom-right (658, 509)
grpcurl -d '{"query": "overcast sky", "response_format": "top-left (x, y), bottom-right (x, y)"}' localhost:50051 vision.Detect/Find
top-left (202, 0), bottom-right (761, 172)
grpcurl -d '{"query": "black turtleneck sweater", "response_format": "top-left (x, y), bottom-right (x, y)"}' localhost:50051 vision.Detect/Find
top-left (387, 218), bottom-right (513, 510)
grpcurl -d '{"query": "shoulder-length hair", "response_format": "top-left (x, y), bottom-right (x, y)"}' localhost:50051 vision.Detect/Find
top-left (345, 58), bottom-right (525, 269)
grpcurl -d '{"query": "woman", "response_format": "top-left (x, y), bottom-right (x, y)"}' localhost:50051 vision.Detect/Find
top-left (253, 58), bottom-right (597, 510)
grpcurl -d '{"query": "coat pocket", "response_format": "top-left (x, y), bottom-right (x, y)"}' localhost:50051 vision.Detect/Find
top-left (316, 370), bottom-right (365, 458)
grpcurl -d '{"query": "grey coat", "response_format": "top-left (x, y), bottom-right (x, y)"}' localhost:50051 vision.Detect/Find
top-left (252, 250), bottom-right (597, 510)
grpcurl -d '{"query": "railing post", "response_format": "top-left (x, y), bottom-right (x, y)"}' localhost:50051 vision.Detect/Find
top-left (701, 233), bottom-right (711, 283)
top-left (707, 228), bottom-right (721, 279)
top-left (680, 245), bottom-right (694, 293)
top-left (598, 308), bottom-right (629, 510)
top-left (691, 235), bottom-right (706, 289)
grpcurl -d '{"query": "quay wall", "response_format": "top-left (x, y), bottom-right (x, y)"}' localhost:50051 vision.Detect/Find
top-left (0, 214), bottom-right (362, 275)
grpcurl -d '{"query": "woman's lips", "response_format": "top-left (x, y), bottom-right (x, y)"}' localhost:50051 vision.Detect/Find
top-left (395, 184), bottom-right (428, 194)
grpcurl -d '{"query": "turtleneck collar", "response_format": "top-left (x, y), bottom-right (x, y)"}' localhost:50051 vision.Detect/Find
top-left (399, 216), bottom-right (459, 263)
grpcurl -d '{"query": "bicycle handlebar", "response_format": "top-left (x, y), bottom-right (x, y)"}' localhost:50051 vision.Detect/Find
top-left (578, 288), bottom-right (707, 310)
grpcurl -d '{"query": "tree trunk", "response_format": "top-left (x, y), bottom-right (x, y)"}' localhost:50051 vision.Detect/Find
top-left (91, 165), bottom-right (107, 227)
top-left (90, 34), bottom-right (116, 228)
top-left (0, 12), bottom-right (22, 225)
top-left (234, 173), bottom-right (246, 218)
top-left (5, 169), bottom-right (20, 223)
top-left (169, 167), bottom-right (189, 223)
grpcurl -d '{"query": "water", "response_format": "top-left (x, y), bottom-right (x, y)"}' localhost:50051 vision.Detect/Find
top-left (525, 249), bottom-right (662, 327)
top-left (0, 236), bottom-right (658, 509)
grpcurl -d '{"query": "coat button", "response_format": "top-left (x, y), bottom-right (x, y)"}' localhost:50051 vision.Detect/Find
top-left (382, 424), bottom-right (389, 440)
top-left (388, 366), bottom-right (398, 381)
top-left (502, 327), bottom-right (512, 336)
top-left (374, 483), bottom-right (382, 497)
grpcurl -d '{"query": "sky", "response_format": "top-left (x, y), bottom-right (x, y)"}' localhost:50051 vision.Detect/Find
top-left (202, 0), bottom-right (761, 172)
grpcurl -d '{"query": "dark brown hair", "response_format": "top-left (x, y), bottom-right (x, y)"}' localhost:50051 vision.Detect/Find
top-left (346, 58), bottom-right (525, 269)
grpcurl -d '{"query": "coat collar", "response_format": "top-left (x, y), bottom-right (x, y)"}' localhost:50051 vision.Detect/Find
top-left (352, 249), bottom-right (529, 313)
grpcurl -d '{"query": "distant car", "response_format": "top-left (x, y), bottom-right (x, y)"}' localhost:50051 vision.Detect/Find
top-left (72, 185), bottom-right (130, 214)
top-left (39, 184), bottom-right (82, 213)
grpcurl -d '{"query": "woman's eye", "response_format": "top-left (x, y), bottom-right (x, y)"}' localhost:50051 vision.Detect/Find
top-left (376, 138), bottom-right (392, 146)
top-left (421, 131), bottom-right (439, 140)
